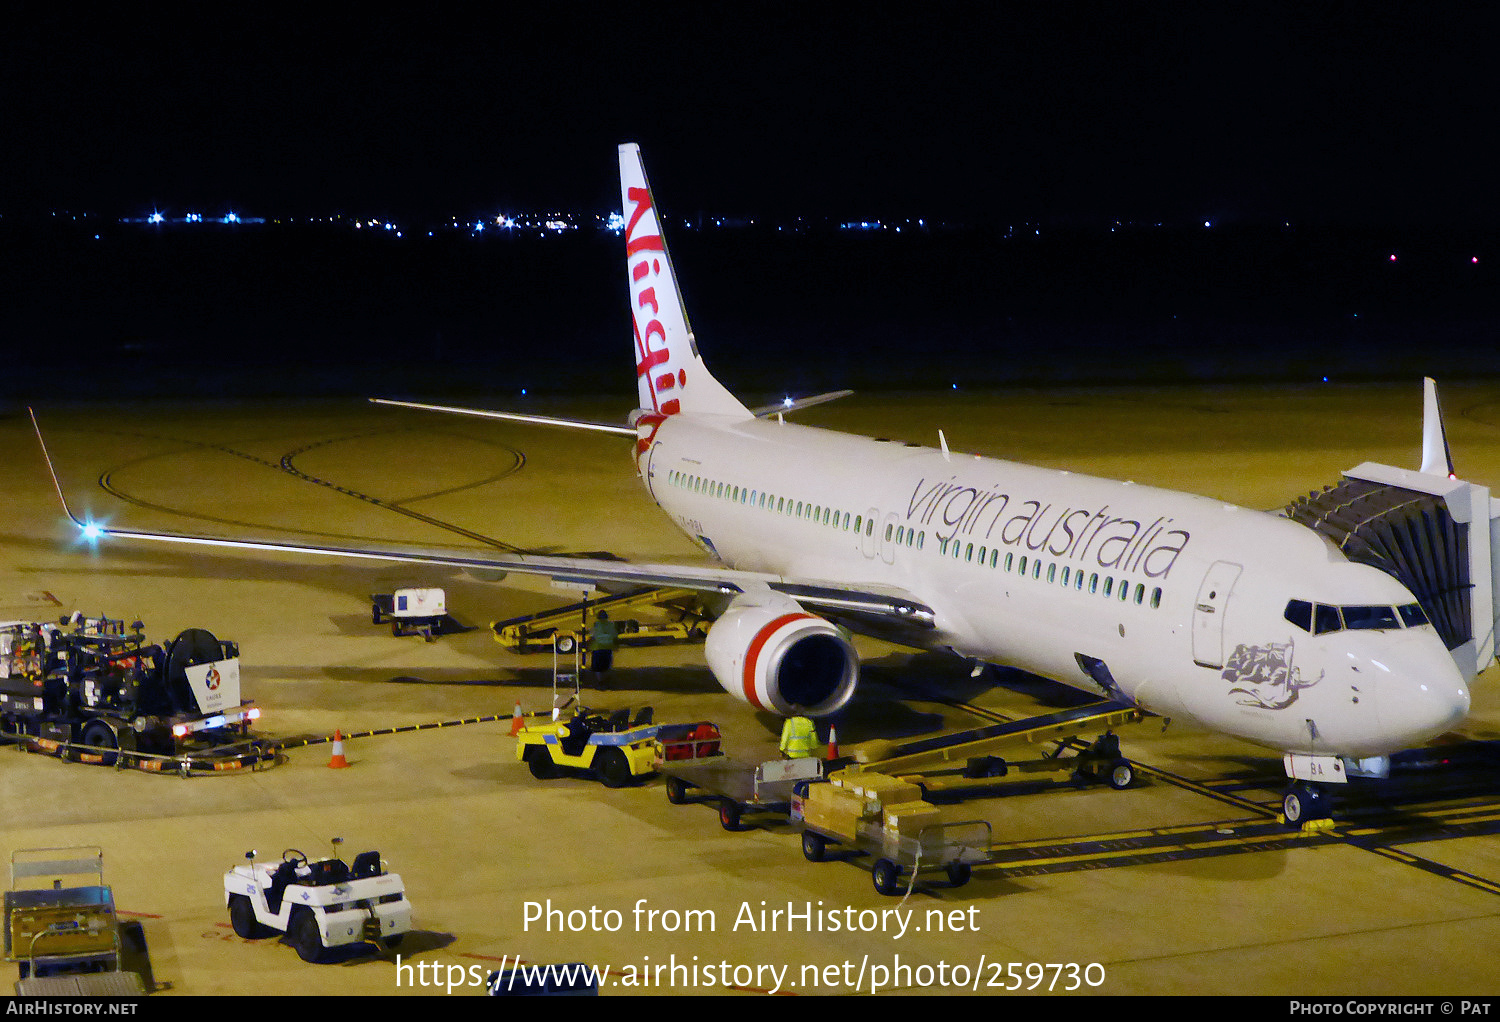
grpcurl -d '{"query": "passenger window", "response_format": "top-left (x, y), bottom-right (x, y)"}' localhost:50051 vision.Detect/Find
top-left (1019, 555), bottom-right (1028, 575)
top-left (854, 515), bottom-right (861, 532)
top-left (1005, 552), bottom-right (1014, 572)
top-left (1032, 561), bottom-right (1041, 579)
top-left (867, 519), bottom-right (874, 536)
top-left (965, 543), bottom-right (973, 562)
top-left (1284, 599), bottom-right (1312, 632)
top-left (1134, 583), bottom-right (1144, 605)
top-left (988, 548), bottom-right (996, 566)
top-left (1314, 604), bottom-right (1341, 634)
top-left (1076, 573), bottom-right (1084, 591)
top-left (1103, 577), bottom-right (1113, 597)
top-left (887, 524), bottom-right (895, 543)
top-left (1047, 563), bottom-right (1056, 583)
top-left (1089, 573), bottom-right (1098, 593)
top-left (1150, 587), bottom-right (1162, 608)
top-left (1062, 567), bottom-right (1070, 586)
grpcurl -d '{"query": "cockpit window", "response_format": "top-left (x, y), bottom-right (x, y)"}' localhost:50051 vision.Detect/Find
top-left (1341, 604), bottom-right (1400, 630)
top-left (1398, 603), bottom-right (1429, 627)
top-left (1285, 599), bottom-right (1428, 634)
top-left (1284, 599), bottom-right (1312, 632)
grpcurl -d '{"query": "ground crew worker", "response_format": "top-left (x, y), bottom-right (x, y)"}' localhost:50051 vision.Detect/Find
top-left (586, 611), bottom-right (618, 674)
top-left (779, 715), bottom-right (817, 758)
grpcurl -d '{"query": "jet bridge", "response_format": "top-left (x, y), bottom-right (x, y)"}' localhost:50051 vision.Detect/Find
top-left (1284, 462), bottom-right (1500, 682)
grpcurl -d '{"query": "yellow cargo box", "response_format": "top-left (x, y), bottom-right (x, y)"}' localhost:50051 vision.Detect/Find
top-left (881, 801), bottom-right (942, 838)
top-left (828, 769), bottom-right (922, 805)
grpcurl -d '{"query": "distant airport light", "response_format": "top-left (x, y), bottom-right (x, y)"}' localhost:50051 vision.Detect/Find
top-left (1389, 253), bottom-right (1398, 262)
top-left (148, 212), bottom-right (164, 224)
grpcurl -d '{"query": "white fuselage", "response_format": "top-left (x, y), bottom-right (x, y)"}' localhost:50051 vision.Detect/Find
top-left (639, 413), bottom-right (1471, 758)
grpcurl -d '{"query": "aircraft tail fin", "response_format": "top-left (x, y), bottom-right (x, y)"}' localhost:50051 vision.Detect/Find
top-left (619, 143), bottom-right (750, 420)
top-left (1420, 376), bottom-right (1455, 477)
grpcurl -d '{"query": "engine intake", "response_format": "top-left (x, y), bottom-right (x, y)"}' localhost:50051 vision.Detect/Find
top-left (704, 595), bottom-right (858, 717)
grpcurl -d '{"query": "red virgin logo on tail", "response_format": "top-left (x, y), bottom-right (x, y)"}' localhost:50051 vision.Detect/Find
top-left (625, 185), bottom-right (680, 415)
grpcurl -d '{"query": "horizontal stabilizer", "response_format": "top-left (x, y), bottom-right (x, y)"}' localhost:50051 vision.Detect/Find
top-left (748, 390), bottom-right (855, 418)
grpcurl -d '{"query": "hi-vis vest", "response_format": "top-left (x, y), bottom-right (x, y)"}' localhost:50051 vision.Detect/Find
top-left (779, 716), bottom-right (817, 758)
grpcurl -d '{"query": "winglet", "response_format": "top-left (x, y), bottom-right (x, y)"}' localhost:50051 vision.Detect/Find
top-left (1419, 377), bottom-right (1456, 478)
top-left (29, 407), bottom-right (94, 535)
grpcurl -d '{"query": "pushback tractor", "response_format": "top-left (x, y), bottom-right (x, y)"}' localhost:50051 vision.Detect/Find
top-left (223, 841), bottom-right (412, 963)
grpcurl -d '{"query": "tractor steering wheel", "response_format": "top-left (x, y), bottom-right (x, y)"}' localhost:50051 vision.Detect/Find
top-left (281, 849), bottom-right (308, 866)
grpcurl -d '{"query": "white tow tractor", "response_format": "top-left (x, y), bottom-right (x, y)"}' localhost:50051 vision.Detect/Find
top-left (222, 841), bottom-right (412, 963)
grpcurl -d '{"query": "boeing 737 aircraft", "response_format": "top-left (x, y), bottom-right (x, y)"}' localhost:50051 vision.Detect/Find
top-left (36, 144), bottom-right (1494, 823)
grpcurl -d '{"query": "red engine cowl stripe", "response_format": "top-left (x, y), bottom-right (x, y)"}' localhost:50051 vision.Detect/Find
top-left (742, 613), bottom-right (814, 710)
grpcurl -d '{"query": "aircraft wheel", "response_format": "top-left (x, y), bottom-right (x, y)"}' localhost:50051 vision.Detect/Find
top-left (289, 908), bottom-right (326, 964)
top-left (229, 895), bottom-right (270, 939)
top-left (597, 748), bottom-right (632, 789)
top-left (718, 800), bottom-right (743, 832)
top-left (1107, 760), bottom-right (1134, 790)
top-left (527, 748), bottom-right (560, 780)
top-left (872, 858), bottom-right (902, 896)
top-left (802, 831), bottom-right (827, 863)
top-left (665, 777), bottom-right (689, 804)
top-left (946, 862), bottom-right (972, 887)
top-left (1283, 782), bottom-right (1329, 825)
top-left (382, 933), bottom-right (404, 950)
top-left (81, 719), bottom-right (119, 768)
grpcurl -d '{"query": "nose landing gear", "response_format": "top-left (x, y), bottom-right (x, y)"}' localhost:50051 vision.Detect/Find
top-left (1281, 780), bottom-right (1331, 825)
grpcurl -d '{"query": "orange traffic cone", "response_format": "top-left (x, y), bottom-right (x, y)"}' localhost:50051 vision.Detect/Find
top-left (826, 725), bottom-right (839, 760)
top-left (328, 730), bottom-right (349, 769)
top-left (509, 701), bottom-right (524, 737)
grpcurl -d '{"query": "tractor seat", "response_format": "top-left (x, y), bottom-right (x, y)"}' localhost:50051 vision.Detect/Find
top-left (351, 851), bottom-right (383, 879)
top-left (310, 858), bottom-right (350, 885)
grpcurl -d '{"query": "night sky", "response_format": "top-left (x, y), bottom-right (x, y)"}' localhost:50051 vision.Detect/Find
top-left (9, 6), bottom-right (1499, 226)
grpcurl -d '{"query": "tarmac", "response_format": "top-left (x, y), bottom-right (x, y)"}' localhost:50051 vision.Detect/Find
top-left (3, 381), bottom-right (1500, 998)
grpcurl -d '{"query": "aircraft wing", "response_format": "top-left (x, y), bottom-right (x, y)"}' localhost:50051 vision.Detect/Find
top-left (33, 409), bottom-right (933, 628)
top-left (65, 520), bottom-right (936, 627)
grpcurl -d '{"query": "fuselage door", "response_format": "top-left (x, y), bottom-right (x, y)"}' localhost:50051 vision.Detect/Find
top-left (641, 442), bottom-right (661, 502)
top-left (1192, 560), bottom-right (1243, 668)
top-left (880, 512), bottom-right (900, 565)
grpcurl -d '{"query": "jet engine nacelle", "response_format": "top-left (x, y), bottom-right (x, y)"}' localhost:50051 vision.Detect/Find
top-left (703, 594), bottom-right (858, 717)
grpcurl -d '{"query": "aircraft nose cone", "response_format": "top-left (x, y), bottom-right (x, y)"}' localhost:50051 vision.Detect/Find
top-left (1377, 647), bottom-right (1470, 747)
